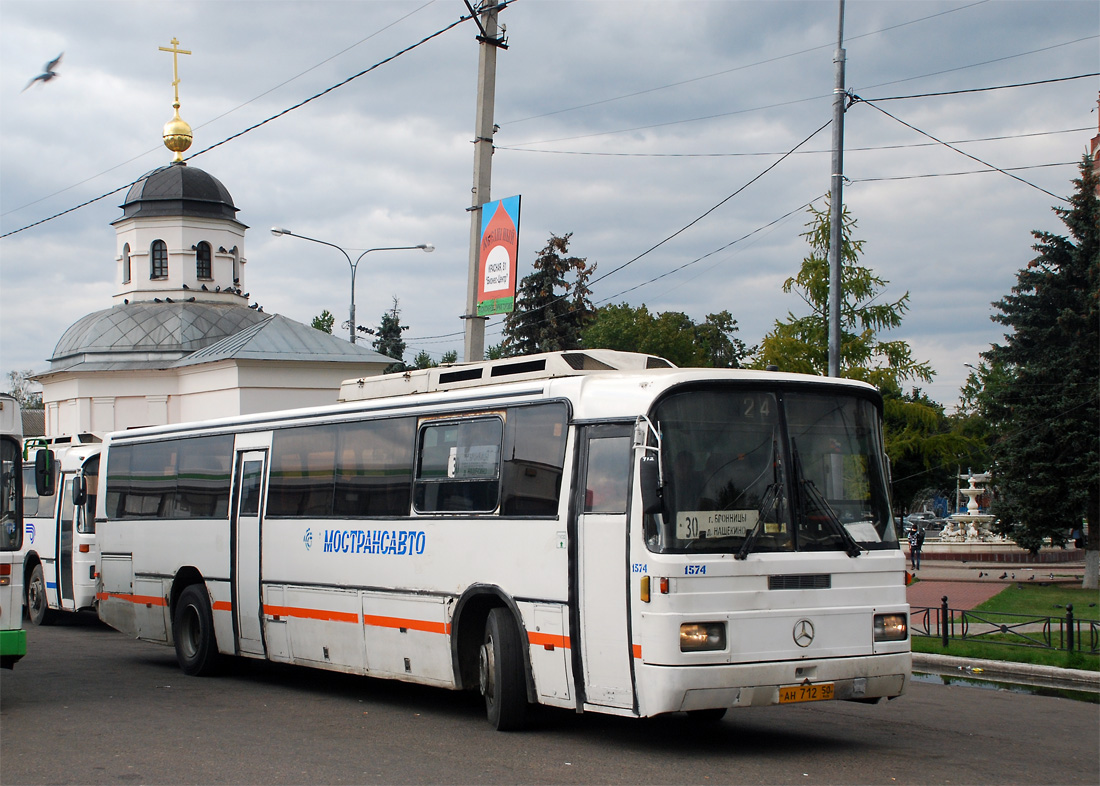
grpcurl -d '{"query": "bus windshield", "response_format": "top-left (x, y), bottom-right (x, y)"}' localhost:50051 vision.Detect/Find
top-left (649, 386), bottom-right (896, 554)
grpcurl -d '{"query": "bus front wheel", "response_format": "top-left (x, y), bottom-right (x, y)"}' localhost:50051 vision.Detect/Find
top-left (26, 564), bottom-right (55, 626)
top-left (479, 608), bottom-right (527, 731)
top-left (173, 584), bottom-right (221, 676)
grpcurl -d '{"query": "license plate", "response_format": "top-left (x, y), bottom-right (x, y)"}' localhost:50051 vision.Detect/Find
top-left (778, 682), bottom-right (835, 704)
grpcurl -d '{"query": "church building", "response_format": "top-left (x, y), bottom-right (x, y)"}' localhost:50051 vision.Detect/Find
top-left (35, 50), bottom-right (391, 437)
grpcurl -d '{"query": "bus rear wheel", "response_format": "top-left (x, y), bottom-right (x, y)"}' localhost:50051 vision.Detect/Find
top-left (26, 564), bottom-right (55, 626)
top-left (479, 608), bottom-right (527, 731)
top-left (173, 584), bottom-right (221, 676)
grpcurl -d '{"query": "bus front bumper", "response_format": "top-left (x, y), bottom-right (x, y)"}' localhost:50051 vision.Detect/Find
top-left (635, 651), bottom-right (911, 716)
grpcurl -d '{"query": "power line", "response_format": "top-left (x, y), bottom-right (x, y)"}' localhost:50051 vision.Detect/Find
top-left (585, 119), bottom-right (832, 290)
top-left (1, 9), bottom-right (478, 240)
top-left (854, 36), bottom-right (1098, 94)
top-left (865, 72), bottom-right (1100, 102)
top-left (854, 97), bottom-right (1069, 202)
top-left (504, 69), bottom-right (1096, 149)
top-left (495, 126), bottom-right (1090, 158)
top-left (0, 1), bottom-right (441, 220)
top-left (501, 0), bottom-right (991, 126)
top-left (405, 123), bottom-right (833, 345)
top-left (850, 161), bottom-right (1077, 184)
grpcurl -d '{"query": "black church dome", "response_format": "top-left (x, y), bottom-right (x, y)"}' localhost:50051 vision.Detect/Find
top-left (113, 162), bottom-right (241, 223)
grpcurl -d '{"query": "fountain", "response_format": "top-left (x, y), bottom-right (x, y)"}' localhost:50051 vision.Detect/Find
top-left (939, 472), bottom-right (1003, 543)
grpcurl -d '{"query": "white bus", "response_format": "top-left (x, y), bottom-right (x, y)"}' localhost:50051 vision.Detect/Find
top-left (1, 394), bottom-right (27, 668)
top-left (96, 350), bottom-right (909, 729)
top-left (20, 436), bottom-right (101, 625)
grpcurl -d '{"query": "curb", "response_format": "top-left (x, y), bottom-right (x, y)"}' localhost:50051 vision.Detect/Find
top-left (913, 652), bottom-right (1100, 689)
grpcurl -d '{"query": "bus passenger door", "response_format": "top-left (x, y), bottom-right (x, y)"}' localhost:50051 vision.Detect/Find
top-left (232, 450), bottom-right (267, 656)
top-left (57, 473), bottom-right (74, 608)
top-left (574, 425), bottom-right (634, 710)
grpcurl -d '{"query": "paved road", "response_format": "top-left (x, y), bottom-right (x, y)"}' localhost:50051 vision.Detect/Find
top-left (2, 615), bottom-right (1097, 785)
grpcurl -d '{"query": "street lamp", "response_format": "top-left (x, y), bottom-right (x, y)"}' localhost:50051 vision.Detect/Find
top-left (271, 227), bottom-right (433, 344)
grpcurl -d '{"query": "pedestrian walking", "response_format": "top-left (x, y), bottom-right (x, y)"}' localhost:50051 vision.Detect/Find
top-left (908, 527), bottom-right (925, 570)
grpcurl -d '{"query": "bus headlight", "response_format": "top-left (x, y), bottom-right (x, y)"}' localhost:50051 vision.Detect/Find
top-left (874, 613), bottom-right (908, 642)
top-left (680, 622), bottom-right (726, 652)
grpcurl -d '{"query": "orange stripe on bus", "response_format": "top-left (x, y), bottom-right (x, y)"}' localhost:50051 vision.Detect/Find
top-left (527, 631), bottom-right (570, 650)
top-left (211, 601), bottom-right (232, 612)
top-left (632, 643), bottom-right (642, 659)
top-left (96, 592), bottom-right (166, 607)
top-left (263, 604), bottom-right (359, 624)
top-left (362, 614), bottom-right (449, 635)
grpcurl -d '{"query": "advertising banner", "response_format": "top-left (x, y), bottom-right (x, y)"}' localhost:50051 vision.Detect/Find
top-left (476, 195), bottom-right (521, 316)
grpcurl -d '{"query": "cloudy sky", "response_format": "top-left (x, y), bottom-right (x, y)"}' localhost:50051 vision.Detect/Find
top-left (2, 0), bottom-right (1096, 408)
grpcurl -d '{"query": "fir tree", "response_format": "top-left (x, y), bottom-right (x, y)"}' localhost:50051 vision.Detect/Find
top-left (372, 297), bottom-right (408, 374)
top-left (983, 156), bottom-right (1099, 586)
top-left (501, 233), bottom-right (595, 356)
top-left (311, 309), bottom-right (335, 334)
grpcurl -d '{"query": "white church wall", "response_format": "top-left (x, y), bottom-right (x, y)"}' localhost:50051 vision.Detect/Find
top-left (113, 215), bottom-right (246, 304)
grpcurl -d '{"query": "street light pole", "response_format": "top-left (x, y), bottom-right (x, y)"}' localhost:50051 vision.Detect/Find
top-left (271, 227), bottom-right (433, 344)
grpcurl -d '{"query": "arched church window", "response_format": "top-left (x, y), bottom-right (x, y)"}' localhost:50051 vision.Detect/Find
top-left (122, 243), bottom-right (131, 284)
top-left (196, 241), bottom-right (212, 280)
top-left (151, 240), bottom-right (168, 280)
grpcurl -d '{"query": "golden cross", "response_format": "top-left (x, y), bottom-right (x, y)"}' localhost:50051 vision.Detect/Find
top-left (158, 37), bottom-right (192, 104)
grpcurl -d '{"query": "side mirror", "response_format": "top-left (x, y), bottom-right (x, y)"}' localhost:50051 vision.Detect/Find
top-left (35, 449), bottom-right (56, 497)
top-left (639, 454), bottom-right (663, 515)
top-left (72, 474), bottom-right (88, 506)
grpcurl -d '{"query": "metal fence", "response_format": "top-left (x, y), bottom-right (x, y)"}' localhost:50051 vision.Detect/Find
top-left (912, 596), bottom-right (1100, 655)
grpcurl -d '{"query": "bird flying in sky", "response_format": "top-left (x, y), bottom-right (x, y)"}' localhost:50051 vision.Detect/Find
top-left (23, 52), bottom-right (63, 91)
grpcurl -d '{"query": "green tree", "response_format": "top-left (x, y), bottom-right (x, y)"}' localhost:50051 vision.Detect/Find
top-left (411, 349), bottom-right (459, 370)
top-left (753, 199), bottom-right (932, 389)
top-left (501, 233), bottom-right (595, 356)
top-left (6, 369), bottom-right (42, 408)
top-left (582, 304), bottom-right (752, 368)
top-left (311, 309), bottom-right (335, 334)
top-left (883, 387), bottom-right (987, 516)
top-left (372, 297), bottom-right (408, 374)
top-left (982, 157), bottom-right (1099, 586)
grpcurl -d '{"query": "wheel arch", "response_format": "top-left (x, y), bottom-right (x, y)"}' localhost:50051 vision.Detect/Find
top-left (21, 551), bottom-right (42, 587)
top-left (450, 584), bottom-right (535, 703)
top-left (168, 566), bottom-right (206, 626)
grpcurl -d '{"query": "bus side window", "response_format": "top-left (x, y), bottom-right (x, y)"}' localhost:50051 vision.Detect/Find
top-left (414, 418), bottom-right (502, 513)
top-left (584, 436), bottom-right (631, 514)
top-left (22, 464), bottom-right (42, 517)
top-left (500, 404), bottom-right (568, 516)
top-left (334, 417), bottom-right (414, 517)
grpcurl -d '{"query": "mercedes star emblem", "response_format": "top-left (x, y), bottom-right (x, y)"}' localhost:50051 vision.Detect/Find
top-left (793, 618), bottom-right (815, 648)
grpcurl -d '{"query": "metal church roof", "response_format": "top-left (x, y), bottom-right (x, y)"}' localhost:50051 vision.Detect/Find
top-left (174, 313), bottom-right (392, 367)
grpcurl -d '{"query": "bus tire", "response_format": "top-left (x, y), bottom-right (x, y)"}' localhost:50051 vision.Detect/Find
top-left (479, 607), bottom-right (527, 731)
top-left (26, 564), bottom-right (55, 626)
top-left (173, 584), bottom-right (221, 676)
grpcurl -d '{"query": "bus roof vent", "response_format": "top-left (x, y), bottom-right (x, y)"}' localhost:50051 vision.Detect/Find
top-left (339, 350), bottom-right (676, 402)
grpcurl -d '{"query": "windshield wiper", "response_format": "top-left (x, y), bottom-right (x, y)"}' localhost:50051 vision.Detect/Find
top-left (736, 481), bottom-right (780, 560)
top-left (792, 445), bottom-right (863, 558)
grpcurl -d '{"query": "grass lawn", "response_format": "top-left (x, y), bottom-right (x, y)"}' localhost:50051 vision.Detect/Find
top-left (912, 583), bottom-right (1100, 672)
top-left (972, 583), bottom-right (1099, 618)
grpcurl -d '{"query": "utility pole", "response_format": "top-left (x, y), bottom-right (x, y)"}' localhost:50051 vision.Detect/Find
top-left (462, 0), bottom-right (506, 362)
top-left (827, 0), bottom-right (846, 378)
